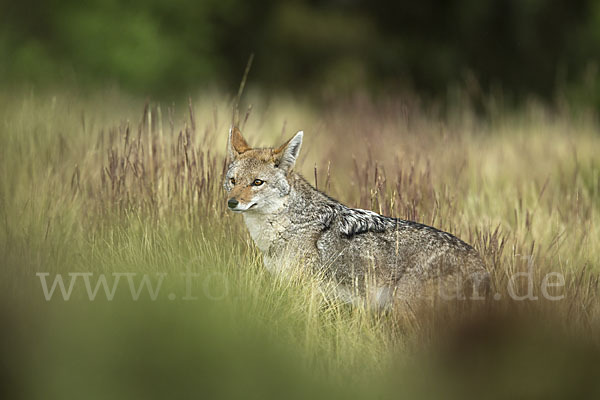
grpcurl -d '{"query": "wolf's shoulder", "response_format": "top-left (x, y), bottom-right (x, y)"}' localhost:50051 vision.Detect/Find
top-left (314, 203), bottom-right (393, 235)
top-left (289, 174), bottom-right (389, 235)
top-left (336, 207), bottom-right (395, 236)
top-left (316, 203), bottom-right (472, 249)
top-left (290, 173), bottom-right (471, 249)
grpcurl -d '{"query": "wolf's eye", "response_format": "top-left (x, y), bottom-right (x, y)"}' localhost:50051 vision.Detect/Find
top-left (230, 177), bottom-right (236, 185)
top-left (252, 179), bottom-right (264, 186)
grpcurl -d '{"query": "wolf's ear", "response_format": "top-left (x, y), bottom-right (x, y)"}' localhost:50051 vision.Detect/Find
top-left (274, 130), bottom-right (303, 172)
top-left (227, 126), bottom-right (251, 161)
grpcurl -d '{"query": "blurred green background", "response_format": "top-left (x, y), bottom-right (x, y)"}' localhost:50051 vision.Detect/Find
top-left (3, 3), bottom-right (600, 398)
top-left (2, 0), bottom-right (600, 104)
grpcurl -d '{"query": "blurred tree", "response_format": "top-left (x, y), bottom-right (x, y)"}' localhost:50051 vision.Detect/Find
top-left (1, 0), bottom-right (599, 104)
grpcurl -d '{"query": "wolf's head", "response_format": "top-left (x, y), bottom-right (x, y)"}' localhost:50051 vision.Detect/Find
top-left (224, 127), bottom-right (303, 213)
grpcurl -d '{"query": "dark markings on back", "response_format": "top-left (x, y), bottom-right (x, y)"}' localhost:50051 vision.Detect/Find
top-left (318, 203), bottom-right (471, 249)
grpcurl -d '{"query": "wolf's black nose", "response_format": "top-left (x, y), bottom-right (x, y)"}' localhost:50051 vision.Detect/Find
top-left (227, 199), bottom-right (239, 209)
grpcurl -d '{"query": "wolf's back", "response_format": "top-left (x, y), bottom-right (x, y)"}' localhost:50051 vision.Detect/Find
top-left (311, 201), bottom-right (488, 295)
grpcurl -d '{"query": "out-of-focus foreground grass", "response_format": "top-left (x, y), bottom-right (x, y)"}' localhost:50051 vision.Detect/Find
top-left (1, 89), bottom-right (600, 399)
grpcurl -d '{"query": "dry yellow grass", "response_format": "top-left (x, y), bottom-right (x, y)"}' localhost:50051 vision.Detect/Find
top-left (1, 89), bottom-right (599, 398)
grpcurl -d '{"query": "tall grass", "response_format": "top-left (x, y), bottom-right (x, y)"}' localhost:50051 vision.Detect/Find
top-left (1, 89), bottom-right (600, 398)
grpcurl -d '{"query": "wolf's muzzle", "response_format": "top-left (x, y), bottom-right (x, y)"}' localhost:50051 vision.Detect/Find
top-left (227, 199), bottom-right (239, 209)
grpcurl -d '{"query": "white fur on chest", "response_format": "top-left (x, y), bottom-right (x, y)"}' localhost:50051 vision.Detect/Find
top-left (242, 212), bottom-right (291, 253)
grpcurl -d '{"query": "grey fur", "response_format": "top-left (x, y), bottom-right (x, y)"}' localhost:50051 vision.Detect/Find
top-left (224, 130), bottom-right (489, 307)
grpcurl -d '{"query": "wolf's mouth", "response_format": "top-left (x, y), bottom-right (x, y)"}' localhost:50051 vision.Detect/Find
top-left (232, 203), bottom-right (257, 213)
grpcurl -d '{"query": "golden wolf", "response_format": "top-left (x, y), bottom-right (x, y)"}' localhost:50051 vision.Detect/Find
top-left (224, 127), bottom-right (489, 307)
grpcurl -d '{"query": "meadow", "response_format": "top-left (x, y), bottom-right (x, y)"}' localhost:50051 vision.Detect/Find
top-left (1, 89), bottom-right (599, 399)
